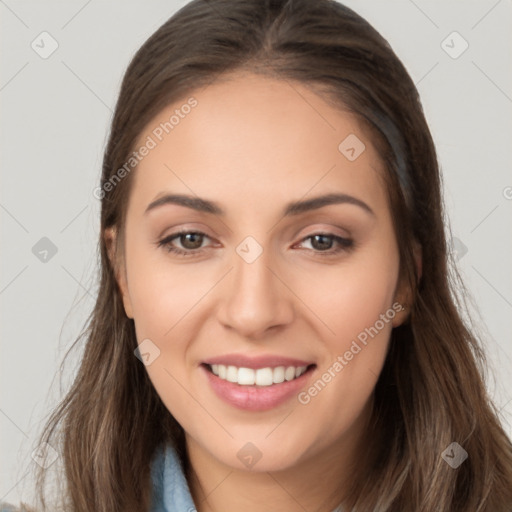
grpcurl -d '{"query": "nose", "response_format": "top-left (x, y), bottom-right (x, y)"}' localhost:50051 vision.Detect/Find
top-left (217, 244), bottom-right (294, 339)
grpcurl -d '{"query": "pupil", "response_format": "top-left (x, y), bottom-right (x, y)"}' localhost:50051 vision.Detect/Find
top-left (312, 234), bottom-right (332, 251)
top-left (182, 233), bottom-right (203, 249)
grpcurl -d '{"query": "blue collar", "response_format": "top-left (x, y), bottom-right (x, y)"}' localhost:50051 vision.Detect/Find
top-left (149, 443), bottom-right (196, 511)
top-left (150, 443), bottom-right (344, 512)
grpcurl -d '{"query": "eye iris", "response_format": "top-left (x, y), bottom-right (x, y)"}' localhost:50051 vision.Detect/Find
top-left (311, 234), bottom-right (333, 251)
top-left (180, 233), bottom-right (203, 250)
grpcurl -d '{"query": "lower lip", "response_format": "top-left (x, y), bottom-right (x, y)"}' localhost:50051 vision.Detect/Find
top-left (201, 364), bottom-right (316, 411)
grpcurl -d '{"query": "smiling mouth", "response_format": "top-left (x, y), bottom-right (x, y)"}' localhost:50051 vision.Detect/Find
top-left (202, 363), bottom-right (316, 387)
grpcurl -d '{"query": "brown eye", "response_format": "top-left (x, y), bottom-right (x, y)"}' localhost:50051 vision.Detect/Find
top-left (310, 234), bottom-right (335, 251)
top-left (297, 233), bottom-right (354, 255)
top-left (178, 232), bottom-right (205, 250)
top-left (157, 230), bottom-right (211, 256)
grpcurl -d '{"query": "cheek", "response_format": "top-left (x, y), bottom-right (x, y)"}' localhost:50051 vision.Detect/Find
top-left (125, 240), bottom-right (210, 339)
top-left (125, 245), bottom-right (208, 422)
top-left (293, 240), bottom-right (399, 428)
top-left (291, 237), bottom-right (399, 410)
top-left (293, 238), bottom-right (399, 345)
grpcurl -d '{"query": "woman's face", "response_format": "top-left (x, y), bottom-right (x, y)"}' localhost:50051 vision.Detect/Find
top-left (107, 72), bottom-right (411, 472)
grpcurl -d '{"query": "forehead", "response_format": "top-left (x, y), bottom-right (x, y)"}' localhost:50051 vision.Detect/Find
top-left (128, 72), bottom-right (388, 217)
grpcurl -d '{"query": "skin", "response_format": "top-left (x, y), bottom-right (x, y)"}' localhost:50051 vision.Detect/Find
top-left (105, 71), bottom-right (417, 512)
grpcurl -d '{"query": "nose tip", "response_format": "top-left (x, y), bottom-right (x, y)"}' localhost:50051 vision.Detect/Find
top-left (217, 249), bottom-right (294, 338)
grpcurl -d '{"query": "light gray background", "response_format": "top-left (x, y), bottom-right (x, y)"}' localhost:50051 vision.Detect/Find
top-left (1, 0), bottom-right (511, 505)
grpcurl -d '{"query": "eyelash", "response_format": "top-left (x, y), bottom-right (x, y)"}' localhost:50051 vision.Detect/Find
top-left (156, 230), bottom-right (354, 258)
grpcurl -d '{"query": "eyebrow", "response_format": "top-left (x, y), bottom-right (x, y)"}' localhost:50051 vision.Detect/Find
top-left (144, 192), bottom-right (375, 217)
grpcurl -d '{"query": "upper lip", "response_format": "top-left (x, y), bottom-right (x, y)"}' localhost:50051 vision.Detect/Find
top-left (202, 354), bottom-right (315, 370)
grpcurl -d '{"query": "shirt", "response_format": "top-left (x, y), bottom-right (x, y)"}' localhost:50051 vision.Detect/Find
top-left (150, 442), bottom-right (345, 512)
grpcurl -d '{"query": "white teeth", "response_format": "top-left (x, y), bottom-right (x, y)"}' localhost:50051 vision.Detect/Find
top-left (209, 364), bottom-right (308, 386)
top-left (285, 366), bottom-right (296, 381)
top-left (238, 367), bottom-right (255, 385)
top-left (226, 365), bottom-right (238, 383)
top-left (273, 366), bottom-right (285, 384)
top-left (255, 367), bottom-right (273, 386)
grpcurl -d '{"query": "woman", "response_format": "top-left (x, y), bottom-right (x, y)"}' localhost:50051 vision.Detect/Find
top-left (3, 0), bottom-right (512, 510)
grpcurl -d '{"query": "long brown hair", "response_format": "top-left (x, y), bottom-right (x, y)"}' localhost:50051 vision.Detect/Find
top-left (23, 0), bottom-right (512, 510)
